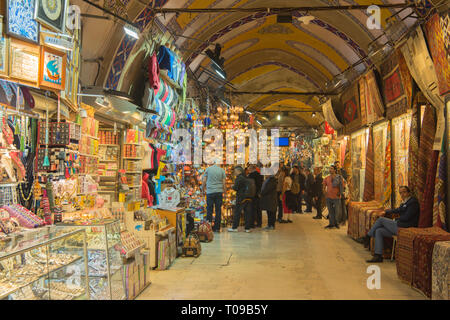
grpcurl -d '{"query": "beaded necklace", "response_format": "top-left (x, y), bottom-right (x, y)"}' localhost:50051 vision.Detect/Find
top-left (19, 181), bottom-right (33, 201)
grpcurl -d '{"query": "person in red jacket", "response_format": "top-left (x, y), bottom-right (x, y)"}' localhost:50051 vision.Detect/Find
top-left (141, 172), bottom-right (154, 207)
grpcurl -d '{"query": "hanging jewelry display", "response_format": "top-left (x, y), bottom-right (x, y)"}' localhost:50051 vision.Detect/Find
top-left (43, 93), bottom-right (50, 167)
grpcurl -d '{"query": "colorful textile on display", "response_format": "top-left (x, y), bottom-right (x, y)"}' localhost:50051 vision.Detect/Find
top-left (418, 150), bottom-right (439, 228)
top-left (396, 227), bottom-right (446, 284)
top-left (417, 105), bottom-right (436, 203)
top-left (425, 13), bottom-right (450, 96)
top-left (433, 136), bottom-right (447, 230)
top-left (383, 122), bottom-right (392, 208)
top-left (347, 201), bottom-right (383, 240)
top-left (343, 137), bottom-right (352, 192)
top-left (341, 83), bottom-right (361, 133)
top-left (380, 51), bottom-right (413, 119)
top-left (412, 233), bottom-right (450, 298)
top-left (400, 27), bottom-right (445, 112)
top-left (358, 78), bottom-right (367, 126)
top-left (373, 123), bottom-right (387, 202)
top-left (365, 71), bottom-right (385, 119)
top-left (322, 99), bottom-right (344, 130)
top-left (363, 128), bottom-right (374, 202)
top-left (432, 241), bottom-right (450, 300)
top-left (408, 107), bottom-right (420, 197)
top-left (393, 115), bottom-right (411, 207)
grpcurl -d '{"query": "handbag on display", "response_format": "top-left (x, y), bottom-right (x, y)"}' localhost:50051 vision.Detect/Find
top-left (197, 221), bottom-right (214, 242)
top-left (182, 232), bottom-right (201, 257)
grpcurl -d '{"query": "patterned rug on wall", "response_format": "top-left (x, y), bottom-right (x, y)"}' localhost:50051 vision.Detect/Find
top-left (341, 83), bottom-right (361, 134)
top-left (417, 105), bottom-right (437, 203)
top-left (419, 150), bottom-right (440, 228)
top-left (433, 135), bottom-right (447, 231)
top-left (425, 13), bottom-right (450, 96)
top-left (408, 106), bottom-right (420, 197)
top-left (380, 50), bottom-right (413, 119)
top-left (383, 122), bottom-right (392, 208)
top-left (363, 128), bottom-right (374, 202)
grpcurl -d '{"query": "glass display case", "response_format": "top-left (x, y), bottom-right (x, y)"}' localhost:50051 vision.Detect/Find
top-left (58, 220), bottom-right (125, 300)
top-left (0, 227), bottom-right (89, 300)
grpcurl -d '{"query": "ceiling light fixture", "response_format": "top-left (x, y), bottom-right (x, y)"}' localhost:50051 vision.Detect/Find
top-left (245, 110), bottom-right (252, 115)
top-left (312, 112), bottom-right (316, 117)
top-left (298, 15), bottom-right (315, 25)
top-left (277, 114), bottom-right (281, 121)
top-left (124, 24), bottom-right (140, 39)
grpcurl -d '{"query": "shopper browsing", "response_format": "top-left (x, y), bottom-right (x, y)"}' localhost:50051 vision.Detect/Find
top-left (312, 167), bottom-right (324, 219)
top-left (260, 174), bottom-right (278, 230)
top-left (228, 166), bottom-right (253, 233)
top-left (322, 165), bottom-right (343, 229)
top-left (247, 164), bottom-right (263, 228)
top-left (304, 168), bottom-right (315, 213)
top-left (364, 186), bottom-right (420, 263)
top-left (202, 161), bottom-right (226, 232)
top-left (281, 167), bottom-right (296, 223)
top-left (275, 165), bottom-right (286, 223)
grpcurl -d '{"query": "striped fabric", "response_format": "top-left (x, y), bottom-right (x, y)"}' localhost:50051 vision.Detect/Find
top-left (408, 107), bottom-right (420, 197)
top-left (417, 105), bottom-right (436, 203)
top-left (383, 122), bottom-right (392, 208)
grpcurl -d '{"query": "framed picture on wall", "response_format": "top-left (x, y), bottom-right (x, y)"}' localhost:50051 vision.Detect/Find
top-left (39, 46), bottom-right (66, 90)
top-left (34, 0), bottom-right (69, 33)
top-left (9, 39), bottom-right (40, 85)
top-left (0, 36), bottom-right (8, 77)
top-left (6, 0), bottom-right (40, 44)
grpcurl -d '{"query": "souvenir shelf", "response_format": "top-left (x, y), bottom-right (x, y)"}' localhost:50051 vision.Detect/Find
top-left (0, 227), bottom-right (89, 300)
top-left (98, 141), bottom-right (120, 202)
top-left (57, 220), bottom-right (125, 300)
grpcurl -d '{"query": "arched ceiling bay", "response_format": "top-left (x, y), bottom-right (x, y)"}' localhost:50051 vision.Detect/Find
top-left (75, 0), bottom-right (418, 128)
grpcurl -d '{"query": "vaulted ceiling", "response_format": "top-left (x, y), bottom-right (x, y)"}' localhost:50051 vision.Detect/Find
top-left (75, 0), bottom-right (417, 128)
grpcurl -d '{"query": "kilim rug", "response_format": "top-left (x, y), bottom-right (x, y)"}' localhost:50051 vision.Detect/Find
top-left (380, 50), bottom-right (413, 119)
top-left (363, 128), bottom-right (374, 202)
top-left (365, 70), bottom-right (384, 119)
top-left (359, 78), bottom-right (368, 126)
top-left (433, 136), bottom-right (447, 230)
top-left (425, 13), bottom-right (450, 96)
top-left (408, 106), bottom-right (420, 197)
top-left (373, 125), bottom-right (386, 202)
top-left (417, 105), bottom-right (436, 203)
top-left (419, 150), bottom-right (439, 228)
top-left (383, 122), bottom-right (392, 208)
top-left (396, 227), bottom-right (446, 284)
top-left (413, 233), bottom-right (450, 298)
top-left (341, 83), bottom-right (361, 134)
top-left (432, 241), bottom-right (450, 300)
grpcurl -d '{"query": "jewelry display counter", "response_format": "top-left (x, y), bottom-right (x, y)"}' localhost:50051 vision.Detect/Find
top-left (58, 219), bottom-right (125, 300)
top-left (0, 227), bottom-right (89, 300)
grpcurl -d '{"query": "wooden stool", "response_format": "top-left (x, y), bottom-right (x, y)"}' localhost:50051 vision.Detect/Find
top-left (391, 235), bottom-right (398, 261)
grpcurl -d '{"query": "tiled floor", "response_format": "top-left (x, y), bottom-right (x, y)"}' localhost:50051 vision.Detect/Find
top-left (137, 211), bottom-right (426, 300)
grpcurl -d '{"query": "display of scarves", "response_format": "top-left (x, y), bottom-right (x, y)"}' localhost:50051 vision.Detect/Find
top-left (417, 105), bottom-right (436, 203)
top-left (322, 99), bottom-right (343, 130)
top-left (433, 134), bottom-right (447, 230)
top-left (408, 106), bottom-right (420, 196)
top-left (400, 26), bottom-right (445, 111)
top-left (418, 150), bottom-right (439, 228)
top-left (341, 83), bottom-right (361, 134)
top-left (383, 122), bottom-right (392, 208)
top-left (154, 79), bottom-right (179, 107)
top-left (425, 13), bottom-right (450, 96)
top-left (380, 50), bottom-right (413, 119)
top-left (363, 128), bottom-right (374, 201)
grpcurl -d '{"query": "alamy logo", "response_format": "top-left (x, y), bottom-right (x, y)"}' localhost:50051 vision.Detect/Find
top-left (366, 5), bottom-right (381, 30)
top-left (171, 126), bottom-right (280, 175)
top-left (366, 265), bottom-right (381, 289)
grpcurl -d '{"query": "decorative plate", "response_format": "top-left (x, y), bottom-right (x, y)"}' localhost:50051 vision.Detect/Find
top-left (34, 0), bottom-right (68, 33)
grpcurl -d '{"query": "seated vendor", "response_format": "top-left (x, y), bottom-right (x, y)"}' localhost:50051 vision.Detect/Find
top-left (364, 186), bottom-right (420, 263)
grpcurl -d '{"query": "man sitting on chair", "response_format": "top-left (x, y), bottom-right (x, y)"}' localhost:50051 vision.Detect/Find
top-left (364, 186), bottom-right (420, 263)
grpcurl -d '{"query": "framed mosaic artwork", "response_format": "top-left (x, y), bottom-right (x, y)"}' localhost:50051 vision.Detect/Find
top-left (6, 0), bottom-right (40, 44)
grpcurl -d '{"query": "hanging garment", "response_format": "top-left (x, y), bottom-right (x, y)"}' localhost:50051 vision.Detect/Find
top-left (141, 173), bottom-right (154, 206)
top-left (148, 52), bottom-right (160, 91)
top-left (179, 63), bottom-right (186, 87)
top-left (157, 46), bottom-right (175, 80)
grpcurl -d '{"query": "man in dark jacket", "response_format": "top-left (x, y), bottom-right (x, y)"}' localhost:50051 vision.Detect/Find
top-left (304, 168), bottom-right (315, 213)
top-left (312, 167), bottom-right (324, 219)
top-left (297, 166), bottom-right (306, 213)
top-left (260, 175), bottom-right (278, 230)
top-left (248, 165), bottom-right (263, 228)
top-left (364, 186), bottom-right (420, 263)
top-left (228, 166), bottom-right (252, 233)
